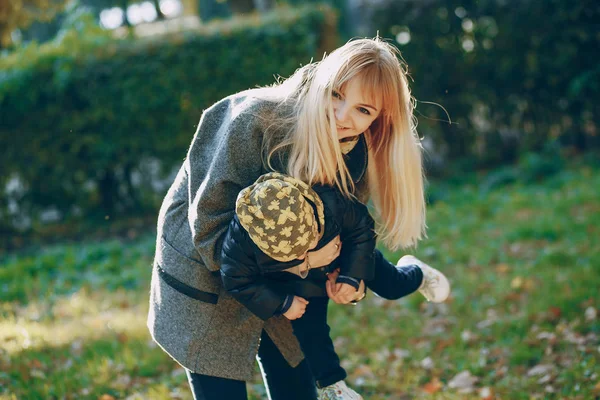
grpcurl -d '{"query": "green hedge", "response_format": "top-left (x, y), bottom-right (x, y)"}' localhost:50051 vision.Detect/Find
top-left (0, 4), bottom-right (338, 236)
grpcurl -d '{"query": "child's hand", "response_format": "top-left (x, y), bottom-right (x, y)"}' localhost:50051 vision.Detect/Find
top-left (334, 282), bottom-right (358, 304)
top-left (283, 296), bottom-right (309, 320)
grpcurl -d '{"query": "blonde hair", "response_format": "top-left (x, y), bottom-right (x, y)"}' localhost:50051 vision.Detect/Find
top-left (259, 38), bottom-right (426, 250)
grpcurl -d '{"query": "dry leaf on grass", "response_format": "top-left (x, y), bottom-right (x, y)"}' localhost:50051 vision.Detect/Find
top-left (448, 370), bottom-right (479, 394)
top-left (495, 263), bottom-right (510, 274)
top-left (420, 357), bottom-right (434, 370)
top-left (479, 386), bottom-right (494, 400)
top-left (422, 377), bottom-right (443, 394)
top-left (585, 306), bottom-right (597, 321)
top-left (527, 364), bottom-right (555, 377)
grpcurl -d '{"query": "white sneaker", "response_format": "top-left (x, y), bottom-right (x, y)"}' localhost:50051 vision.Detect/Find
top-left (397, 255), bottom-right (450, 303)
top-left (318, 380), bottom-right (363, 400)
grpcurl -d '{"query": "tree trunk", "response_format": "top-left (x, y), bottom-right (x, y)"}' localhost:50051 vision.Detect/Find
top-left (121, 0), bottom-right (132, 26)
top-left (153, 0), bottom-right (166, 19)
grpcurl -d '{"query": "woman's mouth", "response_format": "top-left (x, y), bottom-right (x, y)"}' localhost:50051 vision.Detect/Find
top-left (336, 125), bottom-right (350, 131)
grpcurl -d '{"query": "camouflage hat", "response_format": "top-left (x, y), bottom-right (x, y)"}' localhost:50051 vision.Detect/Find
top-left (235, 172), bottom-right (325, 262)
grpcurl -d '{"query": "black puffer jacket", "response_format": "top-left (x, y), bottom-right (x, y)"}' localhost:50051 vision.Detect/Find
top-left (220, 184), bottom-right (376, 321)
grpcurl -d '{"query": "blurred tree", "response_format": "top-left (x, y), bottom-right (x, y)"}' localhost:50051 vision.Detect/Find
top-left (198, 0), bottom-right (230, 21)
top-left (226, 0), bottom-right (274, 15)
top-left (367, 0), bottom-right (599, 167)
top-left (229, 0), bottom-right (254, 14)
top-left (0, 0), bottom-right (68, 47)
top-left (19, 15), bottom-right (65, 44)
top-left (253, 0), bottom-right (274, 13)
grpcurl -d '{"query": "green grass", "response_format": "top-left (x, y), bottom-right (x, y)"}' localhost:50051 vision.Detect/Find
top-left (1, 165), bottom-right (599, 399)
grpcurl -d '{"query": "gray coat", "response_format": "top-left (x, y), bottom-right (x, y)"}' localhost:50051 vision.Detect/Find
top-left (147, 89), bottom-right (369, 382)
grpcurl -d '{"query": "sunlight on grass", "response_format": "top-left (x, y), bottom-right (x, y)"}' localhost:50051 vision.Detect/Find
top-left (0, 289), bottom-right (148, 355)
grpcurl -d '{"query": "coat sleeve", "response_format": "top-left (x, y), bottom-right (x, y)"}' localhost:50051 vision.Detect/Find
top-left (185, 95), bottom-right (268, 272)
top-left (220, 219), bottom-right (292, 321)
top-left (336, 198), bottom-right (376, 282)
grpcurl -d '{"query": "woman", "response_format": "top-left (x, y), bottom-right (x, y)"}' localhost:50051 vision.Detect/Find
top-left (147, 37), bottom-right (426, 400)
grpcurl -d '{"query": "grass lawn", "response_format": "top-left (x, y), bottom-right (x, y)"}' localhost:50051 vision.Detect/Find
top-left (1, 164), bottom-right (598, 399)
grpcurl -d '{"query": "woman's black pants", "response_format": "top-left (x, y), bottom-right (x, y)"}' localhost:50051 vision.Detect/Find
top-left (186, 329), bottom-right (318, 400)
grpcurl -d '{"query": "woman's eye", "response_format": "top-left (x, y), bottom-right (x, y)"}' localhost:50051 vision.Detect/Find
top-left (358, 107), bottom-right (370, 115)
top-left (332, 90), bottom-right (342, 99)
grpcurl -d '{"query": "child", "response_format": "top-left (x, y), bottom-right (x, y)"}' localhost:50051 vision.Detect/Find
top-left (221, 173), bottom-right (450, 400)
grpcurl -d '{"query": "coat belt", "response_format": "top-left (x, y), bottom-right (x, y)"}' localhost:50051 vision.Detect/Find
top-left (156, 265), bottom-right (219, 304)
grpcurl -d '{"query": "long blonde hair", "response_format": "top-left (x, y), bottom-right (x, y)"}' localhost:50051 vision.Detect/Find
top-left (260, 38), bottom-right (425, 250)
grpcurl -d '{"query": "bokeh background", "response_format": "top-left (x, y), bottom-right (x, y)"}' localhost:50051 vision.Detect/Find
top-left (1, 1), bottom-right (598, 399)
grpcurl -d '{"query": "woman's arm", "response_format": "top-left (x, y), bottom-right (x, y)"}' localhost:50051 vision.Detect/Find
top-left (185, 95), bottom-right (267, 272)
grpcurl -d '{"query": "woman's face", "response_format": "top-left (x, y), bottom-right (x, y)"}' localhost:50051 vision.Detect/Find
top-left (332, 77), bottom-right (382, 140)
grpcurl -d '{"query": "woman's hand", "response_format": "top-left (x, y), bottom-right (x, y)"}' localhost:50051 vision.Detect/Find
top-left (307, 235), bottom-right (341, 269)
top-left (283, 296), bottom-right (309, 320)
top-left (326, 268), bottom-right (366, 304)
top-left (334, 283), bottom-right (358, 303)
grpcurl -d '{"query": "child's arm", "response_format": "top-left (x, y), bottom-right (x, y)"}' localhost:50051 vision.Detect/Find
top-left (220, 218), bottom-right (299, 320)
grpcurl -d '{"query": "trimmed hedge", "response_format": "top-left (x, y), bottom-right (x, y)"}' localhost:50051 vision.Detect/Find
top-left (0, 4), bottom-right (338, 236)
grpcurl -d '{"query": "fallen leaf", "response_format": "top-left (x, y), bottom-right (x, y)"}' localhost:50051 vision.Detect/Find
top-left (422, 377), bottom-right (443, 394)
top-left (585, 307), bottom-right (597, 321)
top-left (435, 338), bottom-right (456, 351)
top-left (393, 348), bottom-right (411, 359)
top-left (495, 264), bottom-right (510, 274)
top-left (99, 395), bottom-right (116, 400)
top-left (420, 357), bottom-right (434, 370)
top-left (548, 306), bottom-right (562, 320)
top-left (510, 276), bottom-right (523, 289)
top-left (113, 374), bottom-right (132, 389)
top-left (479, 387), bottom-right (494, 400)
top-left (536, 332), bottom-right (556, 342)
top-left (522, 278), bottom-right (536, 292)
top-left (352, 364), bottom-right (376, 381)
top-left (461, 330), bottom-right (478, 343)
top-left (504, 292), bottom-right (522, 302)
top-left (448, 370), bottom-right (478, 393)
top-left (527, 364), bottom-right (555, 377)
top-left (30, 369), bottom-right (46, 379)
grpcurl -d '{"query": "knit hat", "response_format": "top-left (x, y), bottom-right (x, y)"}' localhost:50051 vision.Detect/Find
top-left (235, 172), bottom-right (325, 262)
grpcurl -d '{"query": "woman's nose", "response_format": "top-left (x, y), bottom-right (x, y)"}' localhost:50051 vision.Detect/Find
top-left (334, 103), bottom-right (348, 122)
